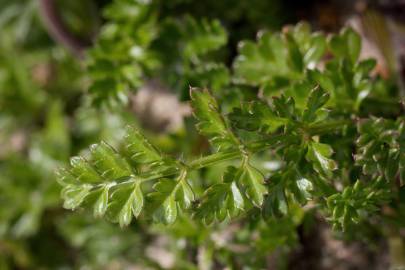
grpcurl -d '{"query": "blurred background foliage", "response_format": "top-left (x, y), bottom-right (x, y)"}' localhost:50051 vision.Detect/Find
top-left (0, 0), bottom-right (404, 269)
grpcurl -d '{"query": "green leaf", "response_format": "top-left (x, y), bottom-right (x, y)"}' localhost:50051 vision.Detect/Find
top-left (295, 177), bottom-right (313, 201)
top-left (222, 166), bottom-right (245, 212)
top-left (230, 181), bottom-right (244, 211)
top-left (190, 88), bottom-right (237, 150)
top-left (150, 178), bottom-right (177, 224)
top-left (328, 35), bottom-right (346, 59)
top-left (233, 33), bottom-right (287, 86)
top-left (177, 179), bottom-right (195, 209)
top-left (90, 141), bottom-right (132, 179)
top-left (328, 27), bottom-right (361, 64)
top-left (344, 28), bottom-right (361, 64)
top-left (303, 33), bottom-right (326, 66)
top-left (356, 59), bottom-right (376, 76)
top-left (124, 126), bottom-right (179, 175)
top-left (109, 181), bottom-right (145, 227)
top-left (233, 23), bottom-right (326, 91)
top-left (97, 180), bottom-right (143, 227)
top-left (306, 142), bottom-right (337, 175)
top-left (182, 16), bottom-right (227, 59)
top-left (93, 186), bottom-right (109, 217)
top-left (333, 203), bottom-right (344, 219)
top-left (118, 197), bottom-right (133, 227)
top-left (272, 95), bottom-right (296, 119)
top-left (263, 184), bottom-right (288, 219)
top-left (163, 193), bottom-right (178, 224)
top-left (196, 166), bottom-right (244, 224)
top-left (150, 171), bottom-right (194, 225)
top-left (307, 69), bottom-right (334, 92)
top-left (302, 86), bottom-right (330, 122)
top-left (131, 183), bottom-right (144, 218)
top-left (56, 168), bottom-right (78, 186)
top-left (237, 162), bottom-right (267, 207)
top-left (285, 32), bottom-right (303, 73)
top-left (61, 184), bottom-right (92, 210)
top-left (69, 156), bottom-right (101, 184)
top-left (195, 183), bottom-right (230, 224)
top-left (229, 101), bottom-right (287, 133)
top-left (123, 126), bottom-right (163, 164)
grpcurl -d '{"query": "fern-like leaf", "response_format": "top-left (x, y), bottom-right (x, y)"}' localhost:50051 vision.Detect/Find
top-left (190, 88), bottom-right (239, 150)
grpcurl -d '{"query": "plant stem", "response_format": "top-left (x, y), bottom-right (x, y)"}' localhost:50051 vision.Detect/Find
top-left (113, 134), bottom-right (295, 188)
top-left (157, 134), bottom-right (292, 176)
top-left (102, 118), bottom-right (348, 190)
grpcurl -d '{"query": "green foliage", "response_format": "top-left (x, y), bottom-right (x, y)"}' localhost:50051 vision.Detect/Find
top-left (58, 21), bottom-right (404, 243)
top-left (59, 18), bottom-right (403, 237)
top-left (190, 88), bottom-right (238, 150)
top-left (233, 22), bottom-right (326, 93)
top-left (180, 16), bottom-right (227, 59)
top-left (195, 166), bottom-right (244, 223)
top-left (58, 89), bottom-right (278, 226)
top-left (87, 0), bottom-right (228, 105)
top-left (328, 27), bottom-right (361, 64)
top-left (2, 0), bottom-right (405, 268)
top-left (87, 0), bottom-right (158, 105)
top-left (326, 178), bottom-right (391, 231)
top-left (233, 23), bottom-right (379, 115)
top-left (355, 118), bottom-right (405, 182)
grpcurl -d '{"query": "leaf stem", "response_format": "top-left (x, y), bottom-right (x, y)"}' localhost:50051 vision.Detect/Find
top-left (93, 119), bottom-right (347, 192)
top-left (188, 134), bottom-right (293, 170)
top-left (131, 134), bottom-right (295, 184)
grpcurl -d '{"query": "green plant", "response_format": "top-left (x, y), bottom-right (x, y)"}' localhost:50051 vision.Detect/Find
top-left (59, 22), bottom-right (405, 235)
top-left (2, 0), bottom-right (405, 268)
